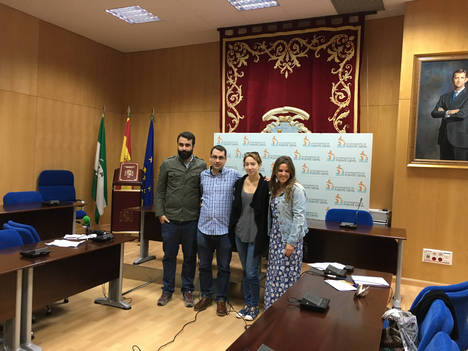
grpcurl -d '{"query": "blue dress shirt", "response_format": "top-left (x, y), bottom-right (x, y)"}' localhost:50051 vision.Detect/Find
top-left (198, 167), bottom-right (240, 235)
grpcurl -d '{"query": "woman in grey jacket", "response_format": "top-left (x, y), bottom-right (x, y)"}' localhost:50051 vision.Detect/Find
top-left (264, 156), bottom-right (307, 310)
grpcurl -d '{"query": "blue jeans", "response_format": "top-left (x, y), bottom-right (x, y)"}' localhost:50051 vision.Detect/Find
top-left (235, 235), bottom-right (261, 307)
top-left (161, 220), bottom-right (197, 295)
top-left (197, 230), bottom-right (232, 301)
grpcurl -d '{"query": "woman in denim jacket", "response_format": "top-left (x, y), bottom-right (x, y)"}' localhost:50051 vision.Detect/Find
top-left (264, 156), bottom-right (307, 310)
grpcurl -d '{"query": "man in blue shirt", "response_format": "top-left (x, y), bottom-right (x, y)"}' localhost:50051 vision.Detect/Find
top-left (194, 145), bottom-right (240, 316)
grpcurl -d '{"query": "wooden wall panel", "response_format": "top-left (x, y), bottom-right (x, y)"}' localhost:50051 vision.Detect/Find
top-left (393, 0), bottom-right (468, 282)
top-left (0, 91), bottom-right (37, 195)
top-left (37, 21), bottom-right (124, 113)
top-left (0, 4), bottom-right (38, 96)
top-left (360, 16), bottom-right (403, 210)
top-left (124, 43), bottom-right (220, 180)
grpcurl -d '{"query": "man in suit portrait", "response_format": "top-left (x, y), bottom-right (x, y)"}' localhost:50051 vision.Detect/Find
top-left (431, 68), bottom-right (468, 160)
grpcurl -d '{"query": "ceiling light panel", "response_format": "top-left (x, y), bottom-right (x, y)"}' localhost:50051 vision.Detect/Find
top-left (106, 6), bottom-right (160, 24)
top-left (228, 0), bottom-right (279, 11)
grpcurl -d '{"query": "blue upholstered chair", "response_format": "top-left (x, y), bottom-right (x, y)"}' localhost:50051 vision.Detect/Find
top-left (0, 229), bottom-right (24, 249)
top-left (417, 300), bottom-right (455, 350)
top-left (424, 331), bottom-right (459, 351)
top-left (325, 208), bottom-right (373, 226)
top-left (7, 221), bottom-right (40, 242)
top-left (411, 281), bottom-right (468, 309)
top-left (3, 223), bottom-right (35, 245)
top-left (412, 285), bottom-right (468, 350)
top-left (37, 170), bottom-right (86, 219)
top-left (3, 191), bottom-right (43, 207)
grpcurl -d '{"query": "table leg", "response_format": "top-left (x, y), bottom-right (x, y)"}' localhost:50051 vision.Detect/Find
top-left (95, 244), bottom-right (131, 310)
top-left (20, 268), bottom-right (41, 351)
top-left (393, 239), bottom-right (403, 309)
top-left (133, 211), bottom-right (155, 265)
top-left (2, 270), bottom-right (23, 351)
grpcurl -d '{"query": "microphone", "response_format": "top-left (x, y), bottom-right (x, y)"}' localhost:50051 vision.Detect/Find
top-left (339, 197), bottom-right (362, 229)
top-left (82, 215), bottom-right (91, 235)
top-left (353, 197), bottom-right (363, 226)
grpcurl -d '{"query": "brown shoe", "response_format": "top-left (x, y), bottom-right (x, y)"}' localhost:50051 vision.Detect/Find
top-left (194, 297), bottom-right (212, 311)
top-left (157, 292), bottom-right (172, 306)
top-left (216, 300), bottom-right (228, 316)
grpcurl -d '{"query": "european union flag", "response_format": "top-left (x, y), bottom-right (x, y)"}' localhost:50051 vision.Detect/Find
top-left (142, 118), bottom-right (154, 207)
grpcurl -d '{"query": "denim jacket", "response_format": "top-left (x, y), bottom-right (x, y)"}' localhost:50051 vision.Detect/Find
top-left (268, 182), bottom-right (308, 246)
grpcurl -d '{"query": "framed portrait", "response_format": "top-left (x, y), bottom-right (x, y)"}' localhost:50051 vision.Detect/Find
top-left (409, 53), bottom-right (468, 169)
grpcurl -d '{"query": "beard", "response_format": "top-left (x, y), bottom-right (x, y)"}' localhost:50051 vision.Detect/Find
top-left (178, 149), bottom-right (193, 160)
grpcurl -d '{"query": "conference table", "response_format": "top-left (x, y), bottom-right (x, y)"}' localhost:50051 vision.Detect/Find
top-left (0, 202), bottom-right (76, 240)
top-left (0, 234), bottom-right (134, 351)
top-left (227, 268), bottom-right (392, 351)
top-left (304, 219), bottom-right (406, 308)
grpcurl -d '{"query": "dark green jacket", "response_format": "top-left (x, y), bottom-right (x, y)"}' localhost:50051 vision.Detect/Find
top-left (154, 155), bottom-right (206, 221)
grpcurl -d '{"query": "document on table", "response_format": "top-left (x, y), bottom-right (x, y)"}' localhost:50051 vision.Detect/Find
top-left (325, 279), bottom-right (357, 291)
top-left (64, 234), bottom-right (97, 240)
top-left (46, 240), bottom-right (85, 248)
top-left (351, 275), bottom-right (389, 287)
top-left (308, 262), bottom-right (346, 271)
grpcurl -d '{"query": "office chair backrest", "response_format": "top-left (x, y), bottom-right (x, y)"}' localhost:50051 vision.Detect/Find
top-left (3, 191), bottom-right (43, 206)
top-left (8, 220), bottom-right (41, 242)
top-left (423, 331), bottom-right (460, 351)
top-left (417, 299), bottom-right (455, 350)
top-left (0, 229), bottom-right (24, 250)
top-left (3, 223), bottom-right (35, 245)
top-left (38, 170), bottom-right (77, 202)
top-left (325, 208), bottom-right (373, 226)
top-left (411, 280), bottom-right (468, 309)
top-left (444, 289), bottom-right (468, 350)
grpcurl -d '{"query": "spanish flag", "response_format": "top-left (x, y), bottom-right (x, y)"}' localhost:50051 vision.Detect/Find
top-left (120, 116), bottom-right (132, 163)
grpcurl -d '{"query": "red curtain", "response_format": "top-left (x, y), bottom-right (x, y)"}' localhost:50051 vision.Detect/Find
top-left (220, 23), bottom-right (362, 133)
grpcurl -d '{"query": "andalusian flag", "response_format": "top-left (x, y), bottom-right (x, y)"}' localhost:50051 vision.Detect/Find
top-left (142, 116), bottom-right (154, 207)
top-left (120, 114), bottom-right (132, 163)
top-left (92, 115), bottom-right (108, 224)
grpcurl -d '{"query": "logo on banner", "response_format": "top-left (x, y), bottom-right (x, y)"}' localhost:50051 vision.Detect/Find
top-left (327, 150), bottom-right (336, 161)
top-left (337, 136), bottom-right (368, 148)
top-left (242, 135), bottom-right (265, 146)
top-left (326, 179), bottom-right (334, 190)
top-left (337, 136), bottom-right (346, 148)
top-left (336, 165), bottom-right (344, 175)
top-left (359, 151), bottom-right (368, 162)
top-left (303, 135), bottom-right (311, 146)
top-left (294, 149), bottom-right (319, 161)
top-left (262, 148), bottom-right (283, 160)
top-left (217, 135), bottom-right (223, 144)
top-left (302, 164), bottom-right (329, 175)
top-left (335, 194), bottom-right (344, 204)
top-left (235, 148), bottom-right (242, 158)
top-left (357, 181), bottom-right (367, 193)
top-left (335, 164), bottom-right (366, 177)
top-left (272, 136), bottom-right (279, 146)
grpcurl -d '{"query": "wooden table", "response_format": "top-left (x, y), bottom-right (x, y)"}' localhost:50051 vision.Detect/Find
top-left (227, 269), bottom-right (392, 351)
top-left (0, 234), bottom-right (134, 351)
top-left (304, 219), bottom-right (406, 308)
top-left (0, 252), bottom-right (23, 351)
top-left (0, 202), bottom-right (76, 240)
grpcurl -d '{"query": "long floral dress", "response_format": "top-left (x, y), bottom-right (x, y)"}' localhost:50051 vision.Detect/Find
top-left (264, 195), bottom-right (303, 310)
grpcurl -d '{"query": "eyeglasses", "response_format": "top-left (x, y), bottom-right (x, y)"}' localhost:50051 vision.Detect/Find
top-left (244, 151), bottom-right (260, 157)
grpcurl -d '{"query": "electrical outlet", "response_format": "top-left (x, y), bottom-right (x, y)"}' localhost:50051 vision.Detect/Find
top-left (422, 248), bottom-right (453, 265)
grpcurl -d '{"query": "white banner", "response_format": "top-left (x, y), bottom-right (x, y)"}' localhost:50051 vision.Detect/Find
top-left (214, 133), bottom-right (373, 220)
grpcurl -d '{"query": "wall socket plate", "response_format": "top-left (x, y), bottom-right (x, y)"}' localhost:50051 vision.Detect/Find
top-left (422, 248), bottom-right (453, 265)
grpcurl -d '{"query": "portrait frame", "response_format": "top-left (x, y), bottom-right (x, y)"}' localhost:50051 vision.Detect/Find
top-left (408, 53), bottom-right (468, 169)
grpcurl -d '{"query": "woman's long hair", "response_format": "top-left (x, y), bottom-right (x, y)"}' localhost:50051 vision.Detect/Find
top-left (270, 156), bottom-right (296, 202)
